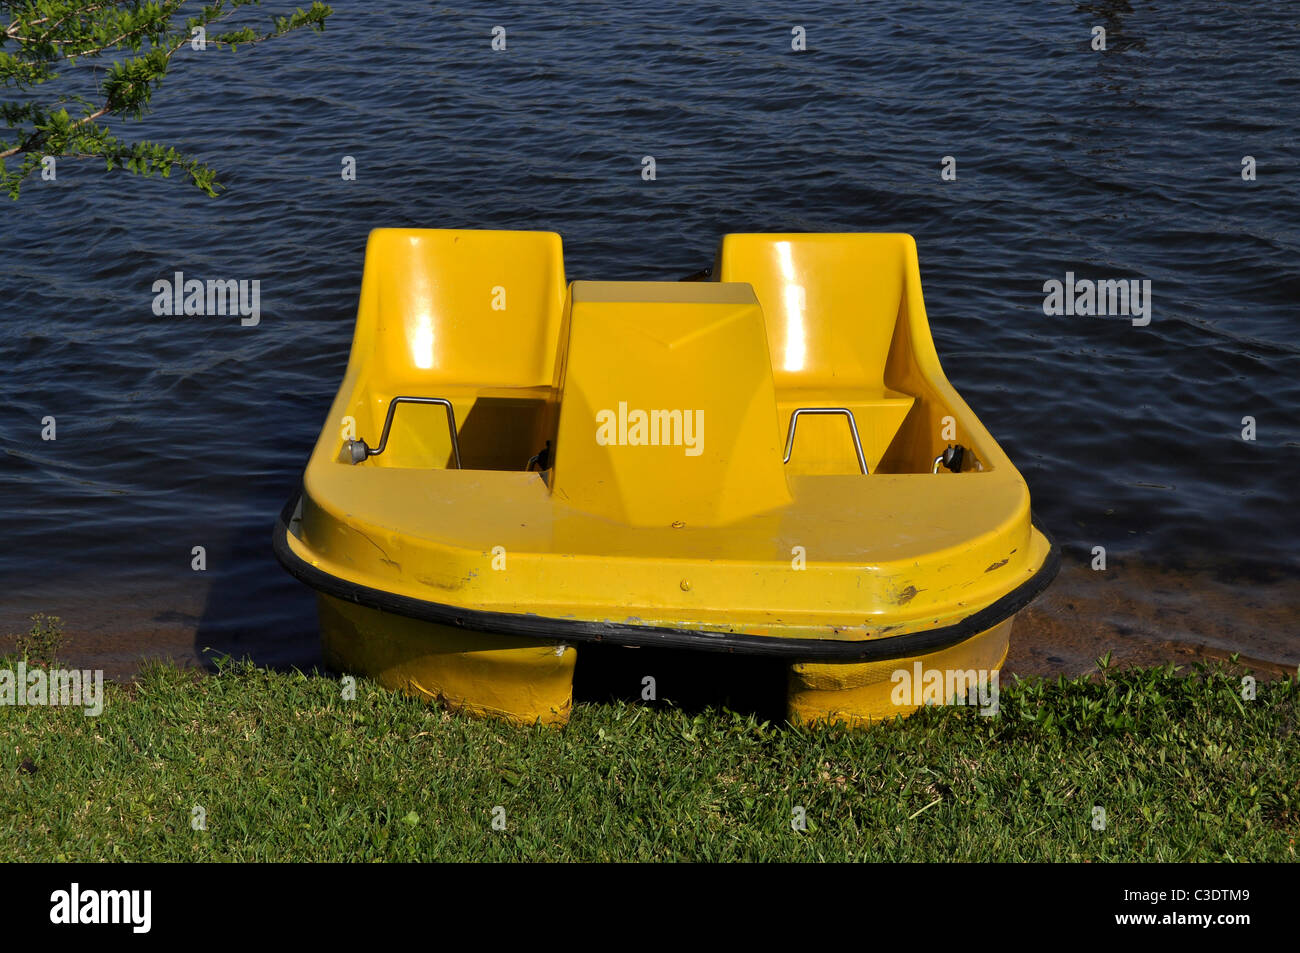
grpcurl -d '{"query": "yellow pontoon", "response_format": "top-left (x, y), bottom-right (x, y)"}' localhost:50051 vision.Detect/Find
top-left (274, 229), bottom-right (1058, 726)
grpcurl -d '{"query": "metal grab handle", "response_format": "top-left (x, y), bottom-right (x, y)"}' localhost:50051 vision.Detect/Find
top-left (344, 396), bottom-right (462, 468)
top-left (782, 407), bottom-right (869, 475)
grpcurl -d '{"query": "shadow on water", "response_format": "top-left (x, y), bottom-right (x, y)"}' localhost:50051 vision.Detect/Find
top-left (190, 377), bottom-right (325, 675)
top-left (191, 508), bottom-right (322, 674)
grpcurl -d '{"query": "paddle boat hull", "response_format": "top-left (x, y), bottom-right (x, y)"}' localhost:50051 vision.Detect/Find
top-left (274, 229), bottom-right (1058, 726)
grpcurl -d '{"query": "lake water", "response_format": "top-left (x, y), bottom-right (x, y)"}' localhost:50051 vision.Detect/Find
top-left (2, 1), bottom-right (1296, 681)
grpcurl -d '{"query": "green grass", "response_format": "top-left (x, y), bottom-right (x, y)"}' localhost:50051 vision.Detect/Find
top-left (0, 656), bottom-right (1295, 861)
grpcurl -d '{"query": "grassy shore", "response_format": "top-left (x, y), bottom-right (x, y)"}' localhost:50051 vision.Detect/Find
top-left (0, 654), bottom-right (1295, 862)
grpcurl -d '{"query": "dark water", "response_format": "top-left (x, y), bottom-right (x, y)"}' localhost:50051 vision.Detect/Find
top-left (2, 1), bottom-right (1297, 676)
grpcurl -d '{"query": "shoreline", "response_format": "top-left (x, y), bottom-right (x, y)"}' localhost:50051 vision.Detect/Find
top-left (1, 557), bottom-right (1295, 685)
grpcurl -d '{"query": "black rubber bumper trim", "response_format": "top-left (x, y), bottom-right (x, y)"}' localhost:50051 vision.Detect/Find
top-left (273, 490), bottom-right (1060, 662)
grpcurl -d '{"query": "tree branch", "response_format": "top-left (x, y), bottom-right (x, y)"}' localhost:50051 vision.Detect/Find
top-left (1, 1), bottom-right (332, 198)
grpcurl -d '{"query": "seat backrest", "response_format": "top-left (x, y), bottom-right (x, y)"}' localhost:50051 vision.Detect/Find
top-left (358, 228), bottom-right (567, 390)
top-left (714, 233), bottom-right (910, 391)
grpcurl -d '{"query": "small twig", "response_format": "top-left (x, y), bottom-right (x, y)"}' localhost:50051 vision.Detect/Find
top-left (907, 796), bottom-right (943, 820)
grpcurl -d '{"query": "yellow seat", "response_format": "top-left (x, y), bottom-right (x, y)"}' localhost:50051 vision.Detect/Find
top-left (715, 234), bottom-right (917, 473)
top-left (347, 229), bottom-right (567, 470)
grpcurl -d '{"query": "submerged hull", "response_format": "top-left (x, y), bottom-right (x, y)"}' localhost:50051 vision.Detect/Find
top-left (787, 619), bottom-right (1013, 725)
top-left (316, 593), bottom-right (1013, 727)
top-left (318, 594), bottom-right (578, 725)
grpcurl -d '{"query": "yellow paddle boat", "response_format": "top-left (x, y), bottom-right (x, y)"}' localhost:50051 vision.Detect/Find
top-left (274, 229), bottom-right (1058, 726)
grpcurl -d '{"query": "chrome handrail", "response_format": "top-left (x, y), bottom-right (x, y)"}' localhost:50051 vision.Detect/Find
top-left (344, 396), bottom-right (462, 468)
top-left (782, 407), bottom-right (868, 475)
